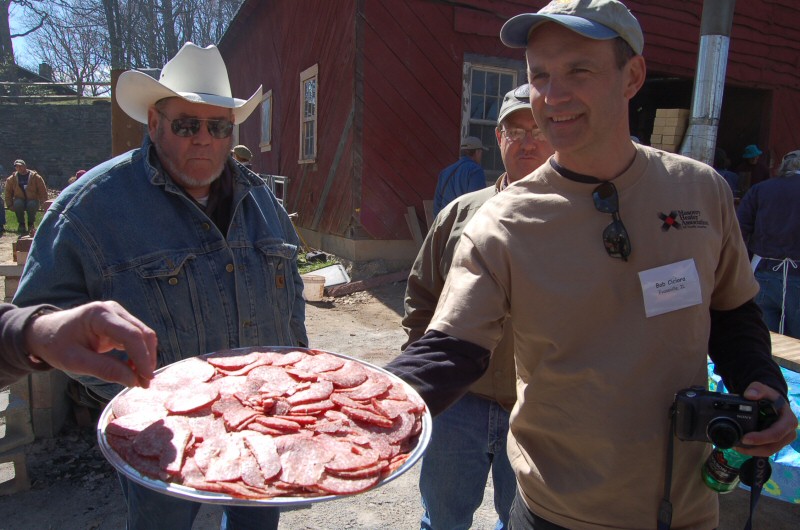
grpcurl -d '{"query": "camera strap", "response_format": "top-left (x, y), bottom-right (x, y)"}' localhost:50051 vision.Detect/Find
top-left (657, 403), bottom-right (677, 530)
top-left (738, 456), bottom-right (772, 530)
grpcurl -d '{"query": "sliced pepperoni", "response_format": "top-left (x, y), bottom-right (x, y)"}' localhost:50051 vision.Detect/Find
top-left (316, 472), bottom-right (380, 495)
top-left (164, 382), bottom-right (219, 414)
top-left (242, 432), bottom-right (282, 480)
top-left (319, 360), bottom-right (369, 388)
top-left (340, 406), bottom-right (394, 428)
top-left (293, 352), bottom-right (345, 373)
top-left (106, 409), bottom-right (166, 438)
top-left (341, 375), bottom-right (391, 401)
top-left (286, 380), bottom-right (334, 405)
top-left (270, 350), bottom-right (308, 366)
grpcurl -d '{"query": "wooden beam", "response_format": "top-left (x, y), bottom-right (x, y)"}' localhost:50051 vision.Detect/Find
top-left (405, 206), bottom-right (423, 247)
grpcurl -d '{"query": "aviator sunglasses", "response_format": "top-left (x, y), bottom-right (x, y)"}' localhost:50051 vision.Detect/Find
top-left (592, 182), bottom-right (632, 261)
top-left (157, 110), bottom-right (234, 139)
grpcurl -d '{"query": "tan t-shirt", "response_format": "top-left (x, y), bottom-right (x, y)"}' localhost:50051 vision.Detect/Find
top-left (429, 145), bottom-right (758, 530)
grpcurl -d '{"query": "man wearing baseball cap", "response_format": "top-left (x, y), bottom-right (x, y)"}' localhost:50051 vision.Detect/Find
top-left (433, 135), bottom-right (489, 216)
top-left (405, 84), bottom-right (552, 530)
top-left (388, 2), bottom-right (796, 529)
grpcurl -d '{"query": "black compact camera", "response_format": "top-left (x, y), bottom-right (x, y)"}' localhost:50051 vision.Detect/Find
top-left (673, 386), bottom-right (779, 448)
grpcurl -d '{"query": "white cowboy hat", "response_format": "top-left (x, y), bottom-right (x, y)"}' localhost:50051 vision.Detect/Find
top-left (116, 42), bottom-right (262, 125)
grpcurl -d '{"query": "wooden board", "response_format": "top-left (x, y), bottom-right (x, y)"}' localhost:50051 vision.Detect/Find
top-left (770, 332), bottom-right (800, 374)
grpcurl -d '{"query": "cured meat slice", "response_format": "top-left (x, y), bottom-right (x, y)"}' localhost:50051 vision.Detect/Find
top-left (164, 382), bottom-right (219, 414)
top-left (206, 350), bottom-right (265, 369)
top-left (316, 473), bottom-right (380, 495)
top-left (286, 380), bottom-right (334, 405)
top-left (204, 433), bottom-right (243, 482)
top-left (326, 459), bottom-right (388, 479)
top-left (242, 432), bottom-right (281, 480)
top-left (275, 436), bottom-right (335, 487)
top-left (155, 357), bottom-right (216, 387)
top-left (107, 434), bottom-right (168, 481)
top-left (215, 358), bottom-right (271, 377)
top-left (293, 353), bottom-right (345, 373)
top-left (322, 438), bottom-right (381, 472)
top-left (249, 366), bottom-right (298, 397)
top-left (132, 416), bottom-right (190, 458)
top-left (106, 409), bottom-right (166, 438)
top-left (252, 416), bottom-right (302, 432)
top-left (341, 375), bottom-right (391, 401)
top-left (319, 360), bottom-right (369, 388)
top-left (184, 411), bottom-right (227, 442)
top-left (270, 350), bottom-right (308, 366)
top-left (211, 375), bottom-right (248, 398)
top-left (289, 399), bottom-right (335, 415)
top-left (371, 397), bottom-right (421, 419)
top-left (340, 406), bottom-right (394, 428)
top-left (221, 402), bottom-right (260, 431)
top-left (111, 387), bottom-right (169, 418)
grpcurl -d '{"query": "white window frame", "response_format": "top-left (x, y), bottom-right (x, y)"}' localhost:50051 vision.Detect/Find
top-left (462, 60), bottom-right (521, 180)
top-left (260, 89), bottom-right (273, 152)
top-left (299, 64), bottom-right (318, 163)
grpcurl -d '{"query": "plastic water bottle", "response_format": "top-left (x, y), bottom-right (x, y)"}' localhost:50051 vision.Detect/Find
top-left (701, 446), bottom-right (751, 493)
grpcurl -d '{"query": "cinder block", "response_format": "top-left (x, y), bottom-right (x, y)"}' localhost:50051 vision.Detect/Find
top-left (653, 117), bottom-right (666, 127)
top-left (0, 449), bottom-right (30, 496)
top-left (650, 134), bottom-right (663, 144)
top-left (3, 277), bottom-right (19, 302)
top-left (0, 382), bottom-right (35, 453)
top-left (30, 371), bottom-right (70, 438)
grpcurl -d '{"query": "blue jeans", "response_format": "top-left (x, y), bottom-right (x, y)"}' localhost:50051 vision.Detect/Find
top-left (419, 393), bottom-right (515, 530)
top-left (12, 198), bottom-right (38, 229)
top-left (754, 265), bottom-right (800, 338)
top-left (118, 474), bottom-right (280, 529)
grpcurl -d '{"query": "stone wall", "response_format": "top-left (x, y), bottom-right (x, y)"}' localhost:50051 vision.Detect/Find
top-left (0, 101), bottom-right (113, 189)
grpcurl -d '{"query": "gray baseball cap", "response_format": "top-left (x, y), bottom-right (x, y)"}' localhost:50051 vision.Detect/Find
top-left (500, 0), bottom-right (644, 55)
top-left (498, 84), bottom-right (533, 124)
top-left (460, 136), bottom-right (489, 151)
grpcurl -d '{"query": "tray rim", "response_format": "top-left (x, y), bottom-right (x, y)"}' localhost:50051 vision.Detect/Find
top-left (97, 346), bottom-right (431, 506)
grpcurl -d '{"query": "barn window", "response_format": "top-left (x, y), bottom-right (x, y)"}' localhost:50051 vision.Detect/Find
top-left (299, 64), bottom-right (318, 163)
top-left (463, 63), bottom-right (519, 181)
top-left (260, 89), bottom-right (273, 152)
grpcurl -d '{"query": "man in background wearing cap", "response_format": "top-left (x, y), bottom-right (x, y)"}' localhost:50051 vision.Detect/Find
top-left (387, 2), bottom-right (796, 529)
top-left (14, 42), bottom-right (306, 530)
top-left (5, 159), bottom-right (47, 233)
top-left (433, 135), bottom-right (488, 216)
top-left (738, 149), bottom-right (800, 339)
top-left (404, 84), bottom-right (552, 530)
top-left (736, 143), bottom-right (770, 193)
top-left (231, 144), bottom-right (254, 169)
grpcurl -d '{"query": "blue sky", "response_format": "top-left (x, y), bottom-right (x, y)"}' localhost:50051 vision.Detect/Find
top-left (9, 4), bottom-right (34, 66)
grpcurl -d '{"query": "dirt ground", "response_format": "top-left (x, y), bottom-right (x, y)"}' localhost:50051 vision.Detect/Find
top-left (0, 239), bottom-right (798, 528)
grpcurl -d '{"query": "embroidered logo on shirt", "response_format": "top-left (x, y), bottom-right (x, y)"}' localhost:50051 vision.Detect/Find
top-left (658, 210), bottom-right (709, 231)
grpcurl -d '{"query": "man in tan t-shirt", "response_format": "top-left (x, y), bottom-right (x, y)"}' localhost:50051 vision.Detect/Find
top-left (386, 2), bottom-right (797, 529)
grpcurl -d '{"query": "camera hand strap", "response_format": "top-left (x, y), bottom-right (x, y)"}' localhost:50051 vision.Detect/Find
top-left (738, 456), bottom-right (772, 530)
top-left (657, 403), bottom-right (677, 530)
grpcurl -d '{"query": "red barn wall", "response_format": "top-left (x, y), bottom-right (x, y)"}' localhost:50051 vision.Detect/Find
top-left (220, 0), bottom-right (358, 238)
top-left (221, 0), bottom-right (800, 251)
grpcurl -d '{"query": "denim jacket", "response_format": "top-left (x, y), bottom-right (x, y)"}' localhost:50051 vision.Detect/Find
top-left (14, 137), bottom-right (307, 399)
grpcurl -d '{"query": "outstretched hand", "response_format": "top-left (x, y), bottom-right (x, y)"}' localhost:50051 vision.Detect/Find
top-left (24, 301), bottom-right (158, 388)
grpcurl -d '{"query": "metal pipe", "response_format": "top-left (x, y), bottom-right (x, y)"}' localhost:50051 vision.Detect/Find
top-left (678, 0), bottom-right (737, 165)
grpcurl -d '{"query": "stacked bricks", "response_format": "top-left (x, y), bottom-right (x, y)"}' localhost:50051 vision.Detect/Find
top-left (651, 109), bottom-right (690, 153)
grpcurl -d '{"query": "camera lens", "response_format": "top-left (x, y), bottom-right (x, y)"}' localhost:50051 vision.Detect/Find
top-left (706, 418), bottom-right (742, 449)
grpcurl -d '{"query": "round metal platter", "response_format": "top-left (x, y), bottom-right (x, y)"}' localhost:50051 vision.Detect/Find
top-left (97, 346), bottom-right (431, 506)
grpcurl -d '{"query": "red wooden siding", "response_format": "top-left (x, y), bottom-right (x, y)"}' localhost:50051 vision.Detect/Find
top-left (222, 0), bottom-right (800, 245)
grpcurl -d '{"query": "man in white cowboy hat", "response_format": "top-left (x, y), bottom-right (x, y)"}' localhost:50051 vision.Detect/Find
top-left (14, 42), bottom-right (306, 530)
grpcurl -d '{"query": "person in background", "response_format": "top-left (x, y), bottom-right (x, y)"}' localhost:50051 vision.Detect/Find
top-left (0, 300), bottom-right (157, 388)
top-left (386, 2), bottom-right (796, 529)
top-left (5, 159), bottom-right (47, 233)
top-left (13, 42), bottom-right (306, 530)
top-left (405, 84), bottom-right (553, 530)
top-left (737, 149), bottom-right (800, 338)
top-left (714, 147), bottom-right (740, 198)
top-left (736, 143), bottom-right (770, 193)
top-left (231, 144), bottom-right (253, 169)
top-left (67, 169), bottom-right (87, 185)
top-left (433, 136), bottom-right (488, 216)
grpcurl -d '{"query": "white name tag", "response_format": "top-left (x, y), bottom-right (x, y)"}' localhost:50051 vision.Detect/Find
top-left (638, 259), bottom-right (702, 318)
